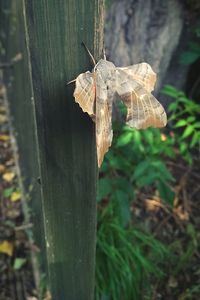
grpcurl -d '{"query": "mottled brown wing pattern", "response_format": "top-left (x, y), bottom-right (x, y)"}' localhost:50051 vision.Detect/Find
top-left (116, 69), bottom-right (167, 129)
top-left (118, 63), bottom-right (157, 93)
top-left (73, 71), bottom-right (95, 116)
top-left (95, 75), bottom-right (113, 167)
top-left (72, 58), bottom-right (167, 167)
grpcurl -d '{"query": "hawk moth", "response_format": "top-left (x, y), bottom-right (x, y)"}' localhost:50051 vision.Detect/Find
top-left (72, 54), bottom-right (167, 167)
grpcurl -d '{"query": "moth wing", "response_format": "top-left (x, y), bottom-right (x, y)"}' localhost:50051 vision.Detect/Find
top-left (96, 76), bottom-right (113, 167)
top-left (74, 71), bottom-right (95, 116)
top-left (118, 63), bottom-right (156, 93)
top-left (116, 69), bottom-right (167, 129)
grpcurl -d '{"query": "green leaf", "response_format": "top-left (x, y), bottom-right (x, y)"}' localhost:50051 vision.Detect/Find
top-left (108, 153), bottom-right (131, 171)
top-left (190, 131), bottom-right (200, 148)
top-left (180, 51), bottom-right (200, 65)
top-left (182, 125), bottom-right (194, 139)
top-left (194, 122), bottom-right (200, 128)
top-left (151, 160), bottom-right (175, 182)
top-left (112, 177), bottom-right (133, 198)
top-left (143, 130), bottom-right (154, 145)
top-left (132, 161), bottom-right (151, 181)
top-left (180, 142), bottom-right (187, 154)
top-left (187, 116), bottom-right (196, 123)
top-left (161, 85), bottom-right (179, 98)
top-left (184, 153), bottom-right (193, 165)
top-left (97, 178), bottom-right (112, 202)
top-left (132, 130), bottom-right (141, 145)
top-left (136, 174), bottom-right (158, 187)
top-left (186, 223), bottom-right (197, 240)
top-left (168, 102), bottom-right (178, 112)
top-left (116, 132), bottom-right (133, 147)
top-left (156, 180), bottom-right (174, 206)
top-left (175, 120), bottom-right (187, 127)
top-left (114, 190), bottom-right (130, 227)
top-left (13, 258), bottom-right (27, 270)
top-left (3, 187), bottom-right (14, 198)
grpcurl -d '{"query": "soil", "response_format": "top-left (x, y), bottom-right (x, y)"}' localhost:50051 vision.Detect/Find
top-left (0, 83), bottom-right (38, 300)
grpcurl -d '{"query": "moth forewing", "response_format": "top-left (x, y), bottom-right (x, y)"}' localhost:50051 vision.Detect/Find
top-left (73, 71), bottom-right (95, 116)
top-left (95, 71), bottom-right (113, 167)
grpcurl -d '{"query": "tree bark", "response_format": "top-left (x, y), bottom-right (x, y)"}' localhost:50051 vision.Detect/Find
top-left (105, 0), bottom-right (184, 93)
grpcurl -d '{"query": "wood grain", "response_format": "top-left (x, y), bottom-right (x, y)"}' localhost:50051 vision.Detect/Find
top-left (23, 0), bottom-right (104, 299)
top-left (0, 0), bottom-right (46, 291)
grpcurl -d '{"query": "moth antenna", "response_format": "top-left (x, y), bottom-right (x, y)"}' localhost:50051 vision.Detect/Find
top-left (67, 78), bottom-right (76, 85)
top-left (101, 39), bottom-right (107, 60)
top-left (81, 42), bottom-right (96, 66)
top-left (103, 48), bottom-right (106, 60)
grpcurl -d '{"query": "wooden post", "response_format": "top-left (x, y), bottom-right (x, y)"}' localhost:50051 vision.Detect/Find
top-left (0, 0), bottom-right (46, 285)
top-left (22, 1), bottom-right (104, 299)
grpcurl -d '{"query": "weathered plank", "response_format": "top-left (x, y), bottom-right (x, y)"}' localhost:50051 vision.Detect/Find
top-left (0, 0), bottom-right (46, 288)
top-left (23, 1), bottom-right (104, 299)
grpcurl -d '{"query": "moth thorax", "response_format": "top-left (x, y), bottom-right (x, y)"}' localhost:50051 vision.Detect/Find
top-left (95, 59), bottom-right (115, 71)
top-left (95, 59), bottom-right (115, 81)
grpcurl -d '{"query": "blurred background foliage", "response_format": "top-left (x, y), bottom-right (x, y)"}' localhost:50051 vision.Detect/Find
top-left (95, 1), bottom-right (200, 299)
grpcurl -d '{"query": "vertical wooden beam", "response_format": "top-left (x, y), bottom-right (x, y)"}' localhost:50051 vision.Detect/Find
top-left (0, 0), bottom-right (46, 285)
top-left (23, 1), bottom-right (104, 299)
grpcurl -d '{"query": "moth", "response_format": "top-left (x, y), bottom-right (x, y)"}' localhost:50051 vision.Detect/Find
top-left (70, 46), bottom-right (167, 167)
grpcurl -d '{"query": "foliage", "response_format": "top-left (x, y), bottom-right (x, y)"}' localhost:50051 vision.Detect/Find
top-left (95, 200), bottom-right (168, 300)
top-left (179, 25), bottom-right (200, 65)
top-left (160, 223), bottom-right (200, 300)
top-left (162, 85), bottom-right (200, 162)
top-left (96, 84), bottom-right (200, 299)
top-left (99, 122), bottom-right (175, 207)
top-left (96, 117), bottom-right (173, 299)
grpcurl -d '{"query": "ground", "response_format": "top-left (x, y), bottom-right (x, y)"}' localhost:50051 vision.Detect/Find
top-left (0, 84), bottom-right (38, 300)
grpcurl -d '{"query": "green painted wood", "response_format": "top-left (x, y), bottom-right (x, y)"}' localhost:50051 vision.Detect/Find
top-left (0, 0), bottom-right (46, 288)
top-left (23, 1), bottom-right (104, 299)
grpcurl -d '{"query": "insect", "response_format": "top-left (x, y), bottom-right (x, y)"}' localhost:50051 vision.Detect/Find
top-left (69, 44), bottom-right (167, 167)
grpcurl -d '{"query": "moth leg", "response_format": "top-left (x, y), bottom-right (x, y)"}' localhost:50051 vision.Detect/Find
top-left (66, 78), bottom-right (76, 85)
top-left (101, 40), bottom-right (107, 60)
top-left (81, 42), bottom-right (96, 66)
top-left (102, 48), bottom-right (106, 60)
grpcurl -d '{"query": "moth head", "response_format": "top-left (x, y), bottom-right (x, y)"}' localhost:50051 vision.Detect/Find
top-left (94, 59), bottom-right (115, 71)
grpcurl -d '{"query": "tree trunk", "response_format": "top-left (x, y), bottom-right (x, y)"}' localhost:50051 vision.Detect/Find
top-left (105, 0), bottom-right (199, 104)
